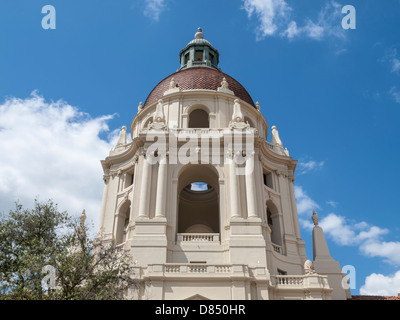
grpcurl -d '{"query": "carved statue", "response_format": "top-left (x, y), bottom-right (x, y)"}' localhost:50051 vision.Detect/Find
top-left (312, 210), bottom-right (319, 226)
top-left (304, 260), bottom-right (316, 275)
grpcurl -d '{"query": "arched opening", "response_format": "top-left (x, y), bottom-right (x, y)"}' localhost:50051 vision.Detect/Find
top-left (244, 116), bottom-right (254, 127)
top-left (266, 200), bottom-right (282, 248)
top-left (115, 200), bottom-right (131, 245)
top-left (143, 117), bottom-right (153, 129)
top-left (188, 109), bottom-right (209, 128)
top-left (177, 165), bottom-right (220, 238)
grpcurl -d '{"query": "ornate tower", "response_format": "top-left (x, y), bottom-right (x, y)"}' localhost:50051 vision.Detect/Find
top-left (98, 28), bottom-right (350, 300)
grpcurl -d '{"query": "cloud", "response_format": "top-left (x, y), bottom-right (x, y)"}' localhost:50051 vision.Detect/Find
top-left (190, 182), bottom-right (209, 192)
top-left (243, 0), bottom-right (346, 41)
top-left (360, 240), bottom-right (400, 266)
top-left (293, 185), bottom-right (320, 229)
top-left (294, 185), bottom-right (400, 294)
top-left (389, 87), bottom-right (400, 104)
top-left (360, 271), bottom-right (400, 296)
top-left (294, 185), bottom-right (400, 266)
top-left (0, 92), bottom-right (118, 226)
top-left (386, 49), bottom-right (400, 73)
top-left (326, 200), bottom-right (339, 208)
top-left (143, 0), bottom-right (166, 21)
top-left (297, 159), bottom-right (325, 175)
top-left (242, 0), bottom-right (291, 40)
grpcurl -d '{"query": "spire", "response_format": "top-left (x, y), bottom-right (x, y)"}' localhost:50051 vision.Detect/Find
top-left (179, 27), bottom-right (220, 70)
top-left (312, 210), bottom-right (333, 261)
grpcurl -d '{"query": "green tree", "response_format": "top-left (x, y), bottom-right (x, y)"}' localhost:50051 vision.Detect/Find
top-left (0, 200), bottom-right (137, 300)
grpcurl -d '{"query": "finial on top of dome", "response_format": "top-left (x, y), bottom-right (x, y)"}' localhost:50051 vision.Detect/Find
top-left (195, 27), bottom-right (204, 39)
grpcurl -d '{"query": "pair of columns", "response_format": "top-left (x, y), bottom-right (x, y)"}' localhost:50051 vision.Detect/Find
top-left (138, 153), bottom-right (168, 218)
top-left (137, 150), bottom-right (258, 219)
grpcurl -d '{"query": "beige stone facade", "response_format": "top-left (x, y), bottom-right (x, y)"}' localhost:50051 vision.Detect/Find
top-left (97, 29), bottom-right (350, 300)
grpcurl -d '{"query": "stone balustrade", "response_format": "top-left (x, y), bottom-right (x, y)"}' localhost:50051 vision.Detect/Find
top-left (177, 233), bottom-right (220, 243)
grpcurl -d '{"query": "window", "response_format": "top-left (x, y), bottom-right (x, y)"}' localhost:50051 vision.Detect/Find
top-left (188, 109), bottom-right (209, 128)
top-left (115, 201), bottom-right (131, 245)
top-left (278, 269), bottom-right (287, 276)
top-left (184, 53), bottom-right (190, 64)
top-left (195, 50), bottom-right (203, 62)
top-left (125, 171), bottom-right (134, 188)
top-left (263, 172), bottom-right (273, 189)
top-left (209, 53), bottom-right (214, 63)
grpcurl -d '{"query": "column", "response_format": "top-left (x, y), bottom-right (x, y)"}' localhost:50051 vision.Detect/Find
top-left (138, 154), bottom-right (152, 218)
top-left (229, 152), bottom-right (240, 218)
top-left (155, 155), bottom-right (167, 218)
top-left (245, 152), bottom-right (257, 218)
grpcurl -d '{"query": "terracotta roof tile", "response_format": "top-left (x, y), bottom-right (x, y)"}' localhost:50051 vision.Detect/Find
top-left (143, 67), bottom-right (255, 107)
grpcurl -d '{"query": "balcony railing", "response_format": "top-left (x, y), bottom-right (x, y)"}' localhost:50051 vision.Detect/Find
top-left (275, 275), bottom-right (304, 286)
top-left (272, 243), bottom-right (282, 254)
top-left (177, 233), bottom-right (220, 243)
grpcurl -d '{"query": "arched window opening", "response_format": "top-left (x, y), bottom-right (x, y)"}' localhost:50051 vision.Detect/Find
top-left (177, 166), bottom-right (220, 237)
top-left (143, 117), bottom-right (153, 129)
top-left (266, 202), bottom-right (282, 248)
top-left (244, 116), bottom-right (254, 128)
top-left (195, 50), bottom-right (203, 62)
top-left (115, 201), bottom-right (131, 245)
top-left (188, 109), bottom-right (209, 128)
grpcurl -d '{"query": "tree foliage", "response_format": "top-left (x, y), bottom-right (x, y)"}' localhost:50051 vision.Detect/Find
top-left (0, 200), bottom-right (137, 300)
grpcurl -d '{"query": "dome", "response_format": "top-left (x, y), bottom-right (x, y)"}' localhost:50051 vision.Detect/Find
top-left (143, 67), bottom-right (256, 107)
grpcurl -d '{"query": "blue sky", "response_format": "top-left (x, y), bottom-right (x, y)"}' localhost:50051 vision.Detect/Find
top-left (1, 0), bottom-right (400, 296)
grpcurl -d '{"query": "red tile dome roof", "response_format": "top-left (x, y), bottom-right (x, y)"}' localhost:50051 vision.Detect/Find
top-left (143, 67), bottom-right (255, 107)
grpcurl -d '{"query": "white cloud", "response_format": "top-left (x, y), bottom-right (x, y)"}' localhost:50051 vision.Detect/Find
top-left (242, 0), bottom-right (292, 40)
top-left (319, 213), bottom-right (356, 246)
top-left (360, 271), bottom-right (400, 296)
top-left (360, 240), bottom-right (400, 266)
top-left (392, 58), bottom-right (400, 73)
top-left (143, 0), bottom-right (166, 21)
top-left (326, 200), bottom-right (338, 208)
top-left (297, 159), bottom-right (325, 175)
top-left (294, 185), bottom-right (320, 217)
top-left (0, 92), bottom-right (118, 226)
top-left (389, 87), bottom-right (400, 104)
top-left (294, 185), bottom-right (400, 294)
top-left (382, 48), bottom-right (400, 74)
top-left (244, 0), bottom-right (346, 41)
top-left (190, 182), bottom-right (208, 192)
top-left (294, 185), bottom-right (400, 266)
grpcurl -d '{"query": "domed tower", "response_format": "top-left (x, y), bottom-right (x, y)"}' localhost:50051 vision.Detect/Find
top-left (98, 28), bottom-right (350, 300)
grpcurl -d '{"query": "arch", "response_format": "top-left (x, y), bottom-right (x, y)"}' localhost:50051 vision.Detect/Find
top-left (266, 200), bottom-right (282, 247)
top-left (244, 116), bottom-right (255, 128)
top-left (185, 294), bottom-right (210, 300)
top-left (188, 108), bottom-right (210, 128)
top-left (115, 200), bottom-right (131, 245)
top-left (177, 164), bottom-right (220, 234)
top-left (178, 164), bottom-right (219, 193)
top-left (142, 116), bottom-right (154, 129)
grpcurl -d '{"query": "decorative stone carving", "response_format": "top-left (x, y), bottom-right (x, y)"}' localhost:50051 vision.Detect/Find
top-left (149, 99), bottom-right (168, 130)
top-left (138, 101), bottom-right (143, 113)
top-left (232, 99), bottom-right (244, 123)
top-left (169, 77), bottom-right (177, 89)
top-left (271, 126), bottom-right (283, 146)
top-left (312, 210), bottom-right (319, 226)
top-left (304, 260), bottom-right (316, 275)
top-left (217, 77), bottom-right (234, 95)
top-left (229, 99), bottom-right (250, 130)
